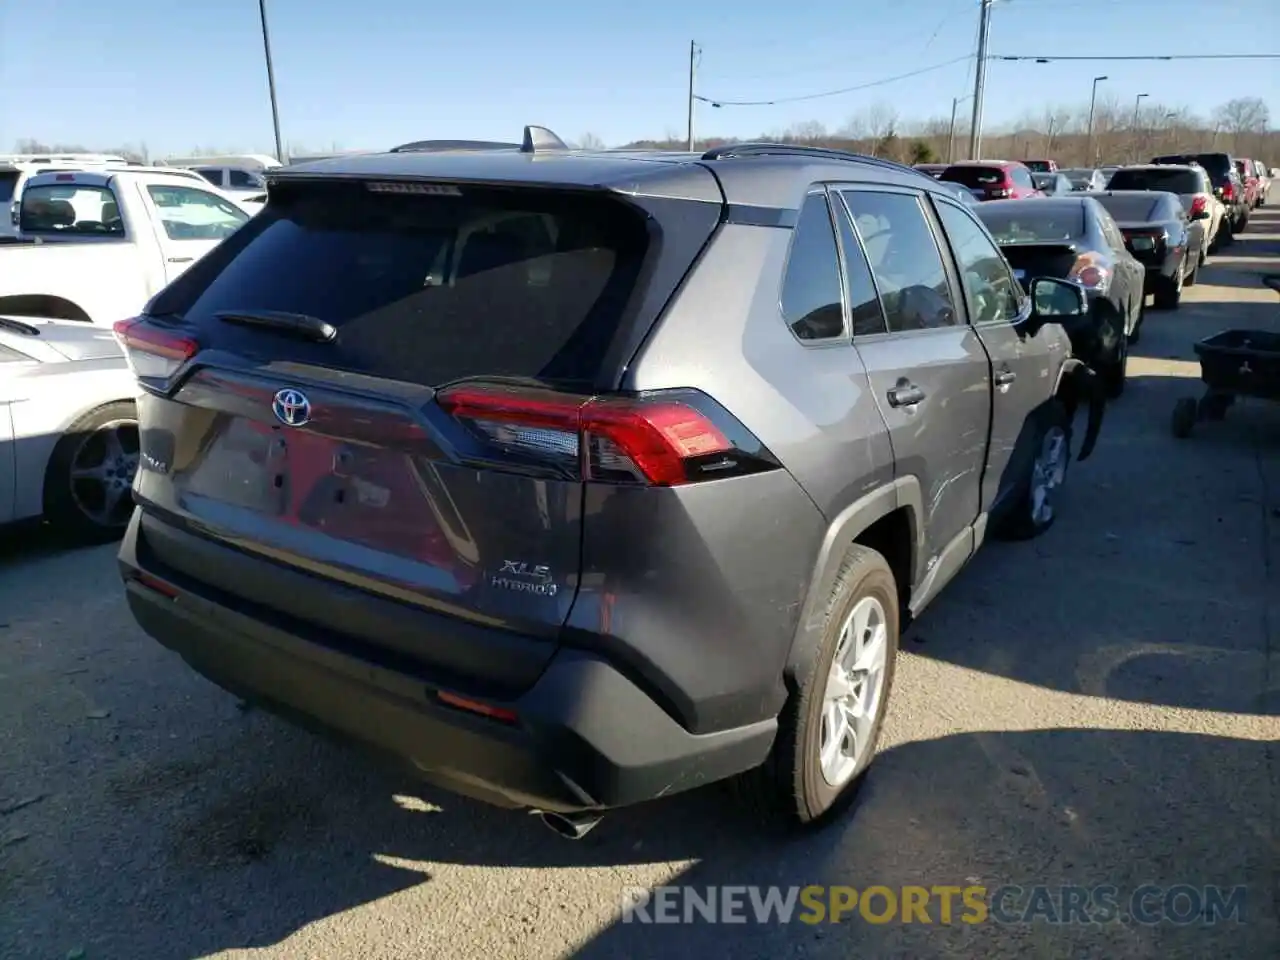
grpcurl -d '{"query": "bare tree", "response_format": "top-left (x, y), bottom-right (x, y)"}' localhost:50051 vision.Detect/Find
top-left (786, 120), bottom-right (827, 145)
top-left (577, 132), bottom-right (607, 150)
top-left (1218, 97), bottom-right (1270, 137)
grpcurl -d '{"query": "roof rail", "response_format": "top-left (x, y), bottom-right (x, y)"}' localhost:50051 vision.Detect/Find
top-left (700, 142), bottom-right (925, 177)
top-left (391, 125), bottom-right (570, 155)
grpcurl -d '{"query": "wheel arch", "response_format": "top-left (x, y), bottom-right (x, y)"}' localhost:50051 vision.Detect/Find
top-left (783, 477), bottom-right (922, 690)
top-left (0, 294), bottom-right (92, 323)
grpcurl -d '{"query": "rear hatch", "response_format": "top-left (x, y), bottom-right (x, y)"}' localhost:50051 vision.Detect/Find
top-left (996, 243), bottom-right (1080, 285)
top-left (975, 202), bottom-right (1086, 284)
top-left (121, 175), bottom-right (724, 689)
top-left (940, 165), bottom-right (1009, 199)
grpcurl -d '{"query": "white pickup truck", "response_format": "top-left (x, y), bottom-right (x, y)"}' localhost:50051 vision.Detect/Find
top-left (0, 168), bottom-right (253, 326)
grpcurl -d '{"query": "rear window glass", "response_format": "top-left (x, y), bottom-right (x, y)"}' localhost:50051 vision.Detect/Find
top-left (152, 181), bottom-right (650, 387)
top-left (1107, 168), bottom-right (1200, 194)
top-left (1024, 161), bottom-right (1052, 173)
top-left (1192, 154), bottom-right (1231, 178)
top-left (940, 166), bottom-right (1006, 188)
top-left (1091, 193), bottom-right (1162, 222)
top-left (19, 184), bottom-right (124, 236)
top-left (975, 204), bottom-right (1085, 243)
top-left (0, 171), bottom-right (16, 204)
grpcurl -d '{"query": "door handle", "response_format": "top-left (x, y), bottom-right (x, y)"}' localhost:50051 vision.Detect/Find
top-left (995, 369), bottom-right (1017, 386)
top-left (887, 382), bottom-right (925, 408)
top-left (166, 256), bottom-right (194, 264)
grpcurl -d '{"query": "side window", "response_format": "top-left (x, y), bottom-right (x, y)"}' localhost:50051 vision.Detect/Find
top-left (1016, 168), bottom-right (1035, 189)
top-left (934, 201), bottom-right (1022, 325)
top-left (780, 193), bottom-right (846, 341)
top-left (832, 198), bottom-right (888, 336)
top-left (0, 343), bottom-right (32, 363)
top-left (146, 185), bottom-right (250, 241)
top-left (194, 168), bottom-right (223, 186)
top-left (228, 169), bottom-right (264, 189)
top-left (841, 190), bottom-right (958, 332)
top-left (1099, 210), bottom-right (1125, 252)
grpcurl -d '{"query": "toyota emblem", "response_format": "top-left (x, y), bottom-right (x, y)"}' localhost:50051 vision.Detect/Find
top-left (272, 388), bottom-right (311, 427)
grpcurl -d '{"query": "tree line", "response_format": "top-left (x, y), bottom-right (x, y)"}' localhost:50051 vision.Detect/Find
top-left (12, 96), bottom-right (1274, 170)
top-left (619, 95), bottom-right (1276, 168)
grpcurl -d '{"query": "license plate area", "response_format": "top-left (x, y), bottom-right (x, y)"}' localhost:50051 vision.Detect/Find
top-left (1130, 236), bottom-right (1155, 251)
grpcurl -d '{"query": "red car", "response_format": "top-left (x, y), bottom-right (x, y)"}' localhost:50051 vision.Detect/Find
top-left (1234, 159), bottom-right (1261, 209)
top-left (938, 161), bottom-right (1044, 201)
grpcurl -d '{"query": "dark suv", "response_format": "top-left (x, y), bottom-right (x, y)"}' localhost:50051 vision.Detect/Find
top-left (115, 127), bottom-right (1103, 836)
top-left (1152, 152), bottom-right (1249, 239)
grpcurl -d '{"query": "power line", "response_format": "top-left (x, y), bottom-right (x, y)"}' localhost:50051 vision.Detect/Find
top-left (997, 53), bottom-right (1280, 62)
top-left (695, 54), bottom-right (973, 107)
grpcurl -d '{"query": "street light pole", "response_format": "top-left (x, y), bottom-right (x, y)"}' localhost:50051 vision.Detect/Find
top-left (967, 0), bottom-right (994, 160)
top-left (948, 95), bottom-right (972, 163)
top-left (1085, 75), bottom-right (1107, 166)
top-left (1131, 92), bottom-right (1148, 162)
top-left (686, 41), bottom-right (699, 151)
top-left (258, 0), bottom-right (285, 164)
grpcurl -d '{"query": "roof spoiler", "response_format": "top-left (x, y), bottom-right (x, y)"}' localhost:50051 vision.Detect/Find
top-left (390, 125), bottom-right (569, 155)
top-left (700, 142), bottom-right (926, 177)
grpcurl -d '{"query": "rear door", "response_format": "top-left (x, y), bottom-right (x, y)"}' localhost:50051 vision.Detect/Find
top-left (128, 177), bottom-right (701, 664)
top-left (834, 185), bottom-right (991, 582)
top-left (136, 181), bottom-right (250, 282)
top-left (0, 340), bottom-right (35, 522)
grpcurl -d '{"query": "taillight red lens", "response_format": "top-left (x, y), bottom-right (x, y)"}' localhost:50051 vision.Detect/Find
top-left (1222, 183), bottom-right (1235, 201)
top-left (1189, 196), bottom-right (1207, 217)
top-left (113, 317), bottom-right (199, 381)
top-left (437, 384), bottom-right (738, 487)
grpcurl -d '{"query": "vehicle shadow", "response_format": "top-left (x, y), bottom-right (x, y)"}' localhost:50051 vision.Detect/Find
top-left (3, 719), bottom-right (1273, 959)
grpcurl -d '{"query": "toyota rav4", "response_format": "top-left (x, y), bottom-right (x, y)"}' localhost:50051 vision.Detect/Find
top-left (116, 127), bottom-right (1103, 837)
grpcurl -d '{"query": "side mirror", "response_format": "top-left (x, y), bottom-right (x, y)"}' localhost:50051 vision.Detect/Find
top-left (1029, 276), bottom-right (1089, 320)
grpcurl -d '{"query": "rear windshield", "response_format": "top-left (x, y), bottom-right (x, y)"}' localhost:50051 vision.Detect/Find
top-left (976, 204), bottom-right (1085, 243)
top-left (1091, 193), bottom-right (1162, 222)
top-left (151, 180), bottom-right (650, 388)
top-left (19, 183), bottom-right (124, 236)
top-left (1106, 168), bottom-right (1201, 194)
top-left (939, 165), bottom-right (1006, 187)
top-left (0, 171), bottom-right (16, 204)
top-left (1191, 154), bottom-right (1231, 178)
top-left (1023, 161), bottom-right (1052, 173)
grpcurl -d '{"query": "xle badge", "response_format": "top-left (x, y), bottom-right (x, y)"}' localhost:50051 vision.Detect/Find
top-left (492, 561), bottom-right (558, 597)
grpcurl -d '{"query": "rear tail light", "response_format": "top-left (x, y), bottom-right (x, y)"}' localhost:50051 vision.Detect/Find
top-left (436, 383), bottom-right (778, 487)
top-left (1189, 195), bottom-right (1208, 218)
top-left (1221, 183), bottom-right (1235, 202)
top-left (113, 317), bottom-right (199, 382)
top-left (1069, 255), bottom-right (1111, 293)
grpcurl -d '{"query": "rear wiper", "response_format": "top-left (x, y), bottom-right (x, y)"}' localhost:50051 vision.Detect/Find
top-left (214, 310), bottom-right (336, 343)
top-left (0, 316), bottom-right (39, 336)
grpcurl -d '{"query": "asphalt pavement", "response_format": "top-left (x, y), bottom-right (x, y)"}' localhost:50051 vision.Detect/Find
top-left (2, 207), bottom-right (1279, 960)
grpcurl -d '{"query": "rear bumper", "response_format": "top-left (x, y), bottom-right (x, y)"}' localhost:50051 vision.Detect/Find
top-left (118, 510), bottom-right (776, 814)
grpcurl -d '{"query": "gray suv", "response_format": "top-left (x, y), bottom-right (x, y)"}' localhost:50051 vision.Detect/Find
top-left (115, 127), bottom-right (1103, 837)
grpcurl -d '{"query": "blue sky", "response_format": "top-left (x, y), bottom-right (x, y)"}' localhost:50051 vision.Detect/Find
top-left (1, 0), bottom-right (1274, 156)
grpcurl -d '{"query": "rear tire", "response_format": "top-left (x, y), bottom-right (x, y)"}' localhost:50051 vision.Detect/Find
top-left (734, 545), bottom-right (899, 827)
top-left (1153, 264), bottom-right (1183, 310)
top-left (42, 401), bottom-right (140, 544)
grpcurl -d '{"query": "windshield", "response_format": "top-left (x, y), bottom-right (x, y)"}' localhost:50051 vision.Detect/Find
top-left (976, 204), bottom-right (1085, 243)
top-left (1091, 193), bottom-right (1162, 222)
top-left (940, 165), bottom-right (1006, 188)
top-left (1023, 160), bottom-right (1052, 173)
top-left (19, 183), bottom-right (124, 235)
top-left (1107, 168), bottom-right (1201, 194)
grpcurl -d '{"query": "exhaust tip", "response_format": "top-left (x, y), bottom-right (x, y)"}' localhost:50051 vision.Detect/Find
top-left (539, 810), bottom-right (602, 840)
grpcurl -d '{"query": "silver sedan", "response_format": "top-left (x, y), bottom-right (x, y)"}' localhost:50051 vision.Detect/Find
top-left (1, 316), bottom-right (141, 541)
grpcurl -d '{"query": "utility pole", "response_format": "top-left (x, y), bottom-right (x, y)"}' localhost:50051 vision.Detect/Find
top-left (948, 95), bottom-right (971, 163)
top-left (258, 0), bottom-right (285, 164)
top-left (1085, 74), bottom-right (1107, 166)
top-left (686, 41), bottom-right (699, 151)
top-left (967, 0), bottom-right (994, 161)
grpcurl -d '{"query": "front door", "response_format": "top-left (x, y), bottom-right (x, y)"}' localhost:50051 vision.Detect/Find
top-left (930, 196), bottom-right (1066, 517)
top-left (138, 182), bottom-right (251, 284)
top-left (834, 186), bottom-right (991, 587)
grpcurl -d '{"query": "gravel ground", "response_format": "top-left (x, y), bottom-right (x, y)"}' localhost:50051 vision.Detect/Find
top-left (2, 208), bottom-right (1278, 960)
